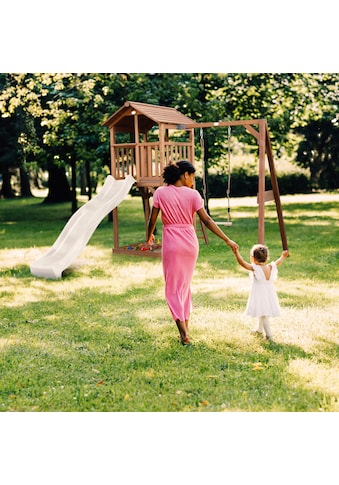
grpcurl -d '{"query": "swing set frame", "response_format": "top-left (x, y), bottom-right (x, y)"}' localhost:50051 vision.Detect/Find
top-left (187, 118), bottom-right (288, 250)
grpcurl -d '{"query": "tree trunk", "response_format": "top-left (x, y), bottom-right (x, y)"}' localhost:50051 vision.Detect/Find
top-left (80, 161), bottom-right (92, 199)
top-left (85, 159), bottom-right (92, 200)
top-left (80, 168), bottom-right (87, 196)
top-left (44, 164), bottom-right (72, 203)
top-left (20, 167), bottom-right (33, 197)
top-left (0, 165), bottom-right (16, 198)
top-left (70, 153), bottom-right (77, 214)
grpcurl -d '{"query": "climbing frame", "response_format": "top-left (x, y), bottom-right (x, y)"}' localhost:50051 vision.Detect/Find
top-left (103, 102), bottom-right (288, 256)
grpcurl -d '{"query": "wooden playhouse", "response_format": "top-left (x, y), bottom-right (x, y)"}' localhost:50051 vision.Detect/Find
top-left (103, 101), bottom-right (197, 256)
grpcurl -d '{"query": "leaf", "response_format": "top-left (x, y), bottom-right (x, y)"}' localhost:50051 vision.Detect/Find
top-left (252, 362), bottom-right (264, 371)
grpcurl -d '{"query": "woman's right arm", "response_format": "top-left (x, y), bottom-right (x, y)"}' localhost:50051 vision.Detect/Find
top-left (147, 206), bottom-right (160, 245)
top-left (196, 207), bottom-right (238, 250)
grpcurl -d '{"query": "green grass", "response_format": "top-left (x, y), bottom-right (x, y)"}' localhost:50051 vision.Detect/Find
top-left (0, 192), bottom-right (339, 411)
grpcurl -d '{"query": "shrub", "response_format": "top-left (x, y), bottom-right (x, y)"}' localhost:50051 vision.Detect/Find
top-left (196, 168), bottom-right (311, 198)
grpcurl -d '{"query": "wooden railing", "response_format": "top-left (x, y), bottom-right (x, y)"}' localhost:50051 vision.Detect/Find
top-left (111, 141), bottom-right (193, 186)
top-left (111, 143), bottom-right (136, 180)
top-left (164, 142), bottom-right (191, 163)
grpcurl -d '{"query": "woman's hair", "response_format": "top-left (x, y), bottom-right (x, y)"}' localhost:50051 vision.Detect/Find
top-left (162, 161), bottom-right (196, 185)
top-left (250, 244), bottom-right (269, 263)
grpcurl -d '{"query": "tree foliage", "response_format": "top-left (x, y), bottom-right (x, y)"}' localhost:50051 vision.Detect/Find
top-left (0, 73), bottom-right (338, 204)
top-left (296, 120), bottom-right (339, 189)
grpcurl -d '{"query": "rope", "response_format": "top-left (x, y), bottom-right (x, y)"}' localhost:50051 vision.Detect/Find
top-left (200, 125), bottom-right (232, 223)
top-left (200, 128), bottom-right (208, 211)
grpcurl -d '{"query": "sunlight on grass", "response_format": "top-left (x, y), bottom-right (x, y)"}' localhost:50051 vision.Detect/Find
top-left (287, 218), bottom-right (338, 226)
top-left (0, 337), bottom-right (20, 350)
top-left (287, 359), bottom-right (339, 410)
top-left (1, 193), bottom-right (339, 411)
top-left (0, 247), bottom-right (44, 268)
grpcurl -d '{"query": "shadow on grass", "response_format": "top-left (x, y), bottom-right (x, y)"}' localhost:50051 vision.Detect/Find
top-left (0, 276), bottom-right (334, 412)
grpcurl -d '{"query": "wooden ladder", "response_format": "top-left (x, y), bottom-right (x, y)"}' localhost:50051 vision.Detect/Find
top-left (195, 215), bottom-right (209, 244)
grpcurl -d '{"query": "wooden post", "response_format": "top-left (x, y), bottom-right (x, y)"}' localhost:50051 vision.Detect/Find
top-left (134, 113), bottom-right (140, 182)
top-left (258, 121), bottom-right (266, 244)
top-left (265, 123), bottom-right (288, 250)
top-left (189, 128), bottom-right (195, 165)
top-left (113, 207), bottom-right (119, 250)
top-left (139, 187), bottom-right (151, 239)
top-left (110, 127), bottom-right (116, 178)
top-left (159, 123), bottom-right (165, 171)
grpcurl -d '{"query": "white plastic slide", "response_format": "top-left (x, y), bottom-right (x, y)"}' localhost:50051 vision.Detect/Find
top-left (30, 175), bottom-right (136, 279)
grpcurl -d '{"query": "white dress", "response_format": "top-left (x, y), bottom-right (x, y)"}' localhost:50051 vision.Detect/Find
top-left (245, 262), bottom-right (281, 317)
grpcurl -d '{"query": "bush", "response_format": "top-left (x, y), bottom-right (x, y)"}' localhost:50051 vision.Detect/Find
top-left (196, 168), bottom-right (311, 198)
top-left (277, 172), bottom-right (311, 195)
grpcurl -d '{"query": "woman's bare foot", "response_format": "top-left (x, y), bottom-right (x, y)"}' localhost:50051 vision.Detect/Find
top-left (180, 336), bottom-right (192, 346)
top-left (176, 319), bottom-right (191, 345)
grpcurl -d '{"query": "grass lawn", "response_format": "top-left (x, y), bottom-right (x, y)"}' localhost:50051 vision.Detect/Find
top-left (0, 191), bottom-right (339, 412)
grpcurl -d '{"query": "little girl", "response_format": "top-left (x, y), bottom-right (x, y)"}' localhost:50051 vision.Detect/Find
top-left (232, 244), bottom-right (289, 342)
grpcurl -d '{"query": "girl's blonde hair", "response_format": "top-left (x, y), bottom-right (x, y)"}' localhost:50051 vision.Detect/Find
top-left (250, 244), bottom-right (269, 263)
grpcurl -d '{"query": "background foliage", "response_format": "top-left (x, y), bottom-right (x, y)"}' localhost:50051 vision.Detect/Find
top-left (0, 73), bottom-right (338, 205)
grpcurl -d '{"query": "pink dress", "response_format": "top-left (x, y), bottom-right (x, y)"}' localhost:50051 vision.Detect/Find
top-left (245, 262), bottom-right (281, 317)
top-left (153, 185), bottom-right (204, 322)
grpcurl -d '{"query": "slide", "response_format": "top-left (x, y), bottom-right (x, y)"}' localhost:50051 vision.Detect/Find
top-left (30, 175), bottom-right (136, 279)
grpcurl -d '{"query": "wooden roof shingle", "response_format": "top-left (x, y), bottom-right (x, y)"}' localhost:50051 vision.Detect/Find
top-left (103, 101), bottom-right (195, 132)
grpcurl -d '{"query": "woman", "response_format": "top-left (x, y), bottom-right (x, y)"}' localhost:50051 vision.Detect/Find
top-left (147, 161), bottom-right (238, 345)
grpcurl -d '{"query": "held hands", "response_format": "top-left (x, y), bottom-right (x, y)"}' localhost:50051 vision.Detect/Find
top-left (227, 239), bottom-right (239, 251)
top-left (282, 249), bottom-right (289, 258)
top-left (231, 244), bottom-right (239, 254)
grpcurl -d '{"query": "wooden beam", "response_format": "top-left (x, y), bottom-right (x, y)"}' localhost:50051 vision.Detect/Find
top-left (244, 124), bottom-right (260, 141)
top-left (134, 114), bottom-right (140, 181)
top-left (110, 127), bottom-right (116, 178)
top-left (189, 128), bottom-right (195, 165)
top-left (184, 119), bottom-right (265, 129)
top-left (257, 190), bottom-right (275, 203)
top-left (159, 123), bottom-right (165, 170)
top-left (257, 121), bottom-right (266, 245)
top-left (265, 124), bottom-right (288, 250)
top-left (113, 207), bottom-right (119, 250)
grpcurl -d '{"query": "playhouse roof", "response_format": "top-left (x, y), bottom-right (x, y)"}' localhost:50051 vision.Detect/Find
top-left (103, 101), bottom-right (195, 133)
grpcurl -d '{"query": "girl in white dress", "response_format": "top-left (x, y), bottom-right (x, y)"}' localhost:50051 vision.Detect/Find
top-left (233, 244), bottom-right (289, 342)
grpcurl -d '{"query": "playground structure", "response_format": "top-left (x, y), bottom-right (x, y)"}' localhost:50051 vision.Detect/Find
top-left (103, 101), bottom-right (288, 256)
top-left (29, 101), bottom-right (287, 278)
top-left (30, 175), bottom-right (136, 278)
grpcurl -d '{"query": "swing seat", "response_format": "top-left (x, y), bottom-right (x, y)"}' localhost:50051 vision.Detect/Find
top-left (215, 221), bottom-right (232, 226)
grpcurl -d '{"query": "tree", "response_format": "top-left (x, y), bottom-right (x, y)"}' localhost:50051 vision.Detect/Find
top-left (0, 113), bottom-right (20, 198)
top-left (1, 72), bottom-right (338, 203)
top-left (296, 120), bottom-right (339, 189)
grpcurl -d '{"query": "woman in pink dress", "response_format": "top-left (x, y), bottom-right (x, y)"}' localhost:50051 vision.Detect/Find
top-left (147, 161), bottom-right (238, 346)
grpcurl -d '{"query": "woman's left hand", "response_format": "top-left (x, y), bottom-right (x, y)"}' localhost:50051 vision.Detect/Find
top-left (147, 234), bottom-right (155, 246)
top-left (227, 239), bottom-right (239, 251)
